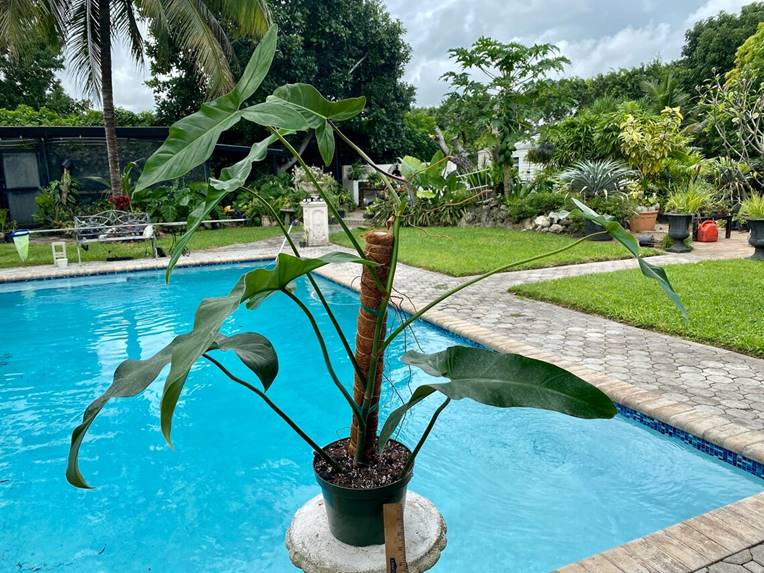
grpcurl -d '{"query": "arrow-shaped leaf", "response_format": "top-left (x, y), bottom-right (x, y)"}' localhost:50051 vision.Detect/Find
top-left (379, 346), bottom-right (616, 451)
top-left (136, 25), bottom-right (279, 191)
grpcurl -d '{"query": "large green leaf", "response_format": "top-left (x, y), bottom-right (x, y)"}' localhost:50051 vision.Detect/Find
top-left (240, 102), bottom-right (309, 131)
top-left (267, 83), bottom-right (366, 126)
top-left (159, 278), bottom-right (248, 445)
top-left (66, 336), bottom-right (182, 488)
top-left (231, 25), bottom-right (278, 105)
top-left (571, 198), bottom-right (687, 320)
top-left (242, 252), bottom-right (376, 309)
top-left (267, 84), bottom-right (365, 165)
top-left (379, 346), bottom-right (616, 451)
top-left (135, 26), bottom-right (279, 192)
top-left (211, 333), bottom-right (278, 390)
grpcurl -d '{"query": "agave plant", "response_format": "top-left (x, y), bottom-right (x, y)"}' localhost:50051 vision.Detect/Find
top-left (559, 159), bottom-right (635, 198)
top-left (65, 26), bottom-right (687, 548)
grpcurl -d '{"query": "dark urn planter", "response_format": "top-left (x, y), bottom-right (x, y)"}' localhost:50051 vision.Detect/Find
top-left (314, 439), bottom-right (413, 547)
top-left (749, 219), bottom-right (764, 261)
top-left (584, 218), bottom-right (613, 241)
top-left (666, 213), bottom-right (693, 253)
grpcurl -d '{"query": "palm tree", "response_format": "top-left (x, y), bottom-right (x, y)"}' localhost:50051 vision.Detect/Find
top-left (0, 0), bottom-right (270, 198)
top-left (641, 72), bottom-right (689, 112)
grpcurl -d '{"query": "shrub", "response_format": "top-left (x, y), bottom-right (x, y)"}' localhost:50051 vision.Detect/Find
top-left (506, 191), bottom-right (568, 222)
top-left (738, 194), bottom-right (764, 222)
top-left (665, 181), bottom-right (717, 214)
top-left (567, 194), bottom-right (637, 234)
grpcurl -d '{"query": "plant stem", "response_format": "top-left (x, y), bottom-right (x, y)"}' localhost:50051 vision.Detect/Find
top-left (381, 232), bottom-right (607, 352)
top-left (282, 288), bottom-right (365, 424)
top-left (400, 397), bottom-right (451, 478)
top-left (332, 124), bottom-right (403, 200)
top-left (203, 353), bottom-right (341, 472)
top-left (269, 128), bottom-right (367, 258)
top-left (248, 188), bottom-right (365, 383)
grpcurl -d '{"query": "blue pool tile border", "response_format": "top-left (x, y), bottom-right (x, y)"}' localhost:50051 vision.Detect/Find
top-left (616, 403), bottom-right (764, 479)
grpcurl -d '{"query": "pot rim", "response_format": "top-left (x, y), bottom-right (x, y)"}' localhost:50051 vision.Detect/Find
top-left (667, 212), bottom-right (694, 216)
top-left (313, 437), bottom-right (413, 494)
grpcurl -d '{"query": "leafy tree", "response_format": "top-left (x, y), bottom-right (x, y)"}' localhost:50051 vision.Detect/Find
top-left (440, 37), bottom-right (569, 190)
top-left (0, 103), bottom-right (156, 126)
top-left (680, 2), bottom-right (764, 92)
top-left (148, 0), bottom-right (415, 162)
top-left (0, 37), bottom-right (79, 113)
top-left (727, 21), bottom-right (764, 85)
top-left (0, 0), bottom-right (269, 197)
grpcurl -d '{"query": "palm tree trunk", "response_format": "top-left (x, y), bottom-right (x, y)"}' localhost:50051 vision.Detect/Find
top-left (99, 0), bottom-right (123, 198)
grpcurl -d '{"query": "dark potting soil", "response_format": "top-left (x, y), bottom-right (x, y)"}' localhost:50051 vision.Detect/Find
top-left (313, 438), bottom-right (410, 489)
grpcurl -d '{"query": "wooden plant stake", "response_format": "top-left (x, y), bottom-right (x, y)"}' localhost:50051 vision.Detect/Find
top-left (348, 230), bottom-right (394, 462)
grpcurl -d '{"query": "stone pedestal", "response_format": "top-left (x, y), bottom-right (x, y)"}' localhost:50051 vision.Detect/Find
top-left (286, 492), bottom-right (447, 573)
top-left (302, 200), bottom-right (330, 246)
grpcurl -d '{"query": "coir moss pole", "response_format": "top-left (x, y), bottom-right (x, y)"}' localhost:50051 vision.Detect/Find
top-left (348, 230), bottom-right (394, 462)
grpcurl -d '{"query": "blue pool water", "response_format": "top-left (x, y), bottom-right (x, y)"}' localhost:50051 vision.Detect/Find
top-left (0, 263), bottom-right (761, 573)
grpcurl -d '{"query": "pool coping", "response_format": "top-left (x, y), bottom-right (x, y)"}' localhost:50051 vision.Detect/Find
top-left (3, 254), bottom-right (764, 572)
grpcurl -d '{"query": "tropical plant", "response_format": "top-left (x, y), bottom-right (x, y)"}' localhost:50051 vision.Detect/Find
top-left (641, 72), bottom-right (689, 112)
top-left (65, 28), bottom-right (687, 549)
top-left (0, 0), bottom-right (270, 199)
top-left (559, 160), bottom-right (634, 199)
top-left (132, 180), bottom-right (214, 223)
top-left (665, 181), bottom-right (717, 214)
top-left (706, 157), bottom-right (756, 208)
top-left (738, 194), bottom-right (764, 222)
top-left (87, 161), bottom-right (139, 199)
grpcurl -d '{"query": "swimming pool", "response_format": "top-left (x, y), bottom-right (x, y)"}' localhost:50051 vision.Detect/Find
top-left (1, 262), bottom-right (761, 572)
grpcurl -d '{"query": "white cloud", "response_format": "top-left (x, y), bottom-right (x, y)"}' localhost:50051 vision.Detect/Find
top-left (54, 0), bottom-right (755, 111)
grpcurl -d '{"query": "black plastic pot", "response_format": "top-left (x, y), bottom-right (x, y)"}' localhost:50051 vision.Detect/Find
top-left (666, 213), bottom-right (693, 253)
top-left (749, 219), bottom-right (764, 261)
top-left (314, 439), bottom-right (413, 547)
top-left (584, 218), bottom-right (613, 241)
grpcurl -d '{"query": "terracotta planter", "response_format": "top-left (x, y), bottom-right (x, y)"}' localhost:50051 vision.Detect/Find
top-left (629, 210), bottom-right (658, 233)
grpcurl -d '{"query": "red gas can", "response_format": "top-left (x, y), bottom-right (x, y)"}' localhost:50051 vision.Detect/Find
top-left (697, 220), bottom-right (719, 242)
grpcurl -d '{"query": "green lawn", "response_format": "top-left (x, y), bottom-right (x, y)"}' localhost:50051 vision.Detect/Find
top-left (330, 227), bottom-right (659, 277)
top-left (0, 226), bottom-right (283, 269)
top-left (510, 259), bottom-right (764, 357)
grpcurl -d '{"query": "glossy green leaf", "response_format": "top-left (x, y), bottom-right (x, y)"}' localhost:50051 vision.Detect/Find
top-left (209, 131), bottom-right (285, 194)
top-left (159, 278), bottom-right (247, 445)
top-left (571, 198), bottom-right (688, 320)
top-left (267, 83), bottom-right (366, 127)
top-left (66, 337), bottom-right (182, 488)
top-left (231, 25), bottom-right (278, 105)
top-left (211, 333), bottom-right (278, 391)
top-left (242, 252), bottom-right (375, 309)
top-left (379, 346), bottom-right (616, 451)
top-left (316, 122), bottom-right (335, 165)
top-left (136, 26), bottom-right (279, 191)
top-left (240, 102), bottom-right (309, 131)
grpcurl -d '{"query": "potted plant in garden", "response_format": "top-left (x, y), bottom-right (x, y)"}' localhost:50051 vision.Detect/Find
top-left (664, 182), bottom-right (716, 253)
top-left (65, 27), bottom-right (687, 554)
top-left (626, 183), bottom-right (660, 233)
top-left (738, 193), bottom-right (764, 260)
top-left (559, 159), bottom-right (635, 241)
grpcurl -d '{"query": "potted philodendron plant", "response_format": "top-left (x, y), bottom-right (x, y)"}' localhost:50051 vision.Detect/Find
top-left (65, 27), bottom-right (687, 551)
top-left (739, 194), bottom-right (764, 260)
top-left (664, 182), bottom-right (716, 253)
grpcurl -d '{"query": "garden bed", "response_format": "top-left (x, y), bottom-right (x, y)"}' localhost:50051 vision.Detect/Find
top-left (510, 259), bottom-right (764, 357)
top-left (331, 227), bottom-right (659, 277)
top-left (0, 226), bottom-right (282, 269)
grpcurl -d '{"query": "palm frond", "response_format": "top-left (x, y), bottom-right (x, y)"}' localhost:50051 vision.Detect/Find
top-left (0, 0), bottom-right (65, 54)
top-left (218, 0), bottom-right (270, 36)
top-left (113, 0), bottom-right (144, 64)
top-left (67, 0), bottom-right (103, 98)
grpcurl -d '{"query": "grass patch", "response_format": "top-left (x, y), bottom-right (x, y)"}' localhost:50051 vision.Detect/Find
top-left (330, 227), bottom-right (659, 277)
top-left (0, 226), bottom-right (283, 269)
top-left (510, 259), bottom-right (764, 357)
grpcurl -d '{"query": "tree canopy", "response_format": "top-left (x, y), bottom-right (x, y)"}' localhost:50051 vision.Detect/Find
top-left (149, 0), bottom-right (417, 162)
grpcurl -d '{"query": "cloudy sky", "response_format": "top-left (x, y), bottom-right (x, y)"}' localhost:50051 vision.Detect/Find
top-left (59, 0), bottom-right (753, 111)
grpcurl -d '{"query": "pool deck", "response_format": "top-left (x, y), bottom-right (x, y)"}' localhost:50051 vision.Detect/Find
top-left (1, 235), bottom-right (763, 572)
